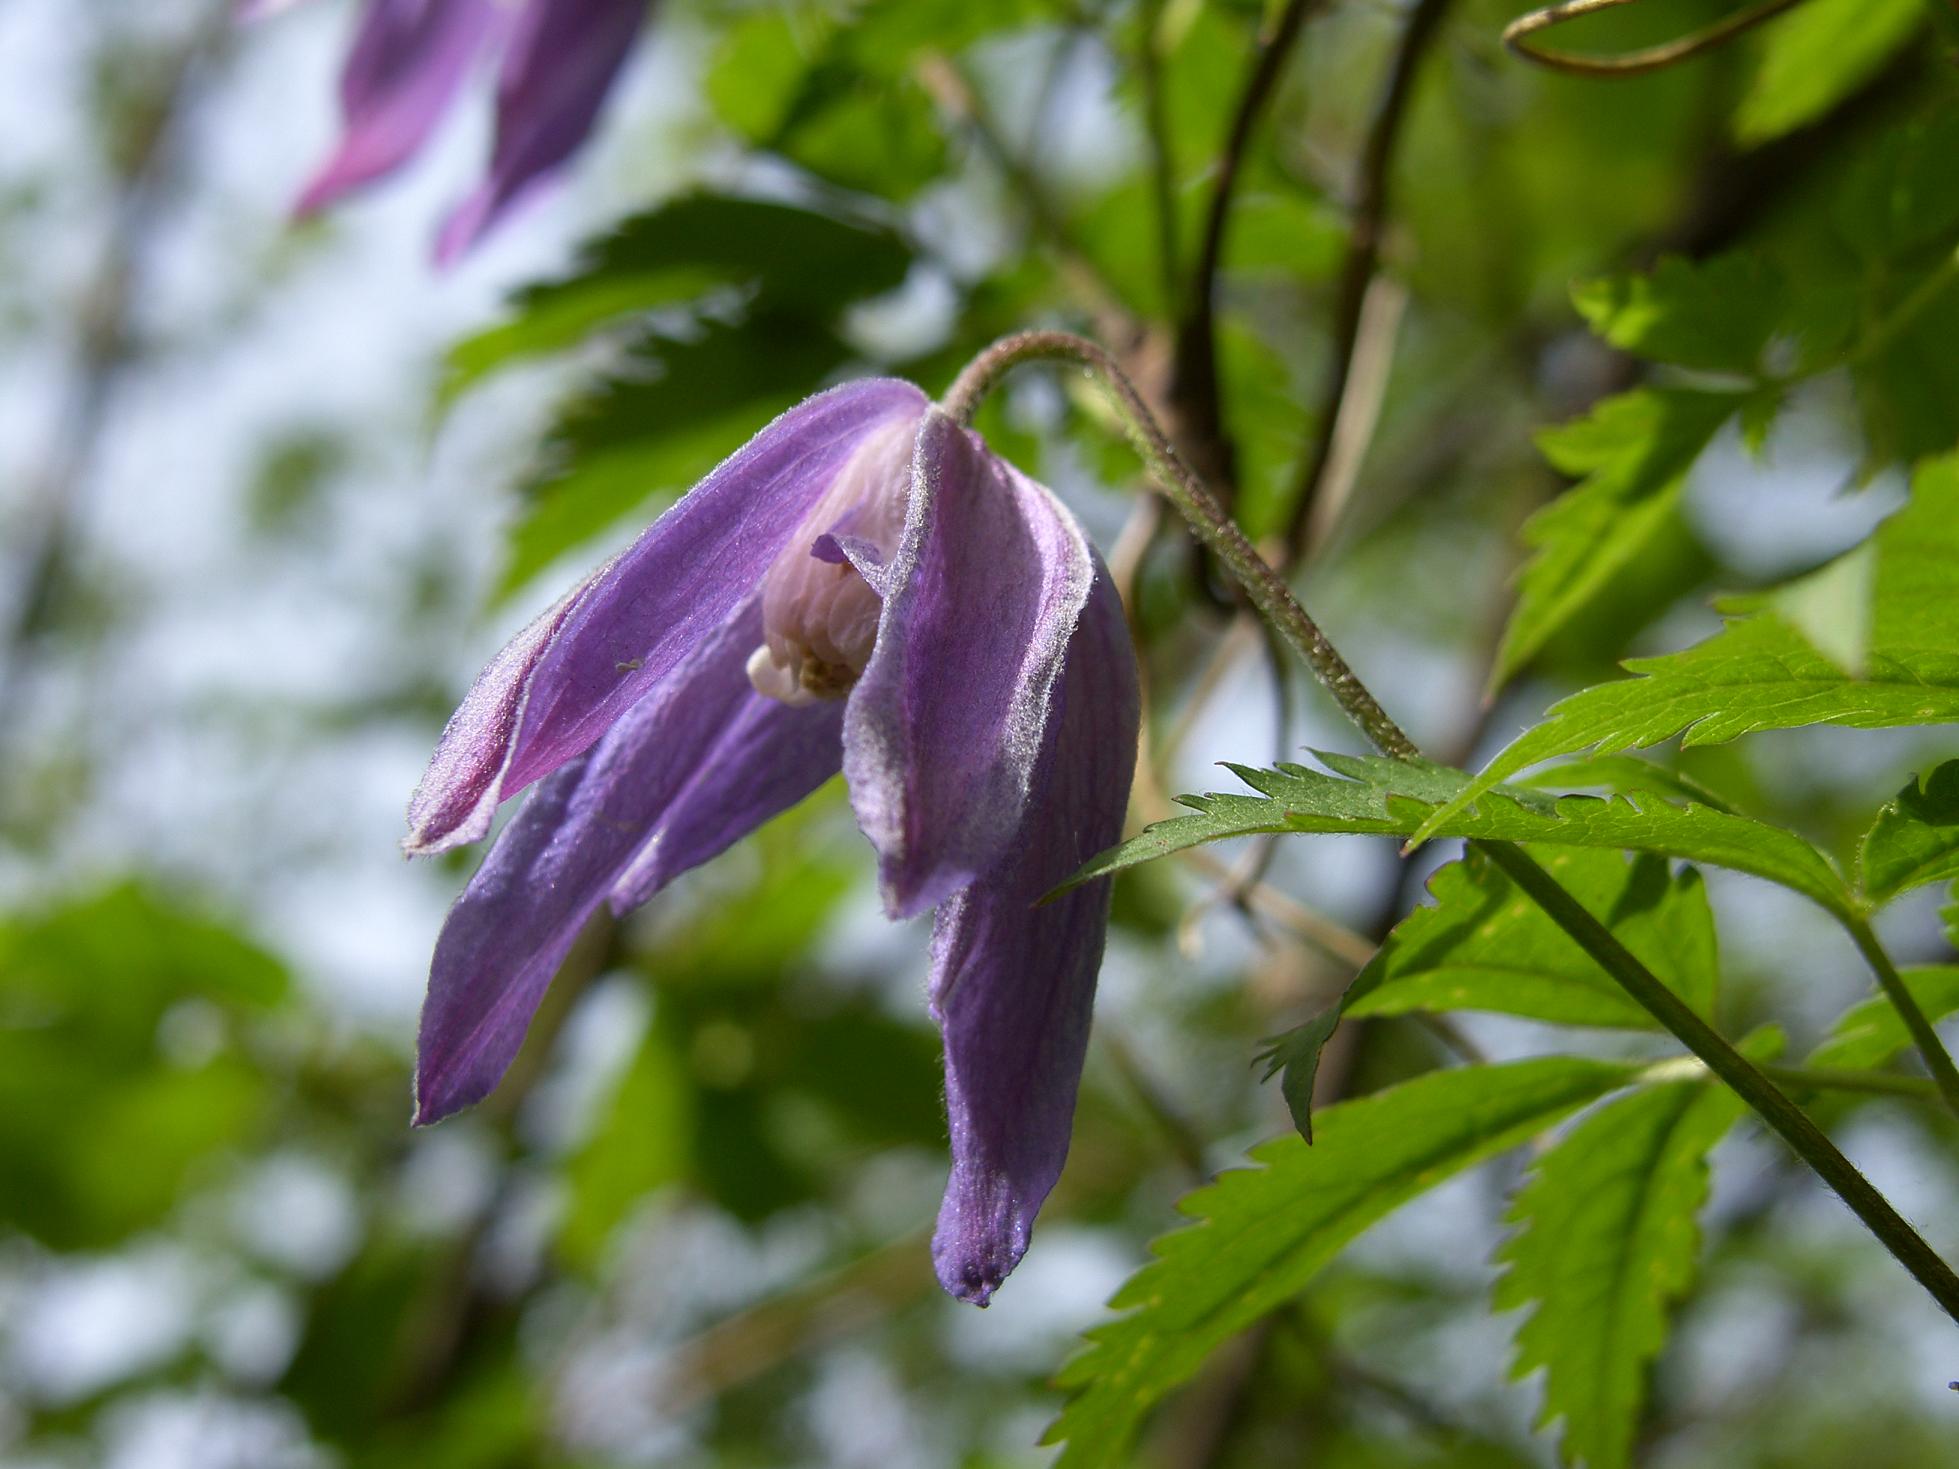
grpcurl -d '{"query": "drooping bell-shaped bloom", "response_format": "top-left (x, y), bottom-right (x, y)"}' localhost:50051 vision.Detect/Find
top-left (272, 0), bottom-right (649, 259)
top-left (406, 380), bottom-right (1141, 1304)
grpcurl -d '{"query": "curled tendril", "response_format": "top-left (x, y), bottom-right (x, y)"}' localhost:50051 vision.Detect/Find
top-left (1502, 0), bottom-right (1816, 78)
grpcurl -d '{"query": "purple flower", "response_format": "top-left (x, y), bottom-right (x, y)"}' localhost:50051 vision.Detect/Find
top-left (279, 0), bottom-right (649, 260)
top-left (406, 379), bottom-right (1141, 1304)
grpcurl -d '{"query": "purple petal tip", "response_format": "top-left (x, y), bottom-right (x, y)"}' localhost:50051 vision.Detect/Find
top-left (411, 1057), bottom-right (487, 1128)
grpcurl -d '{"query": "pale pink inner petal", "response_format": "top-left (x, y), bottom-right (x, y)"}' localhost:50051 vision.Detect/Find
top-left (747, 414), bottom-right (918, 706)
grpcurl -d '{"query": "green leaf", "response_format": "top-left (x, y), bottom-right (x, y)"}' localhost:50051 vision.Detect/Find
top-left (1223, 191), bottom-right (1346, 279)
top-left (1493, 390), bottom-right (1736, 689)
top-left (1064, 752), bottom-right (1855, 922)
top-left (1253, 1008), bottom-right (1344, 1143)
top-left (1346, 847), bottom-right (1718, 1031)
top-left (770, 65), bottom-right (947, 200)
top-left (1733, 0), bottom-right (1925, 145)
top-left (471, 193), bottom-right (914, 593)
top-left (712, 0), bottom-right (1076, 201)
top-left (558, 1015), bottom-right (691, 1273)
top-left (1419, 453), bottom-right (1959, 847)
top-left (1220, 314), bottom-right (1310, 541)
top-left (1255, 842), bottom-right (1711, 1139)
top-left (1045, 1058), bottom-right (1635, 1467)
top-left (1833, 94), bottom-right (1959, 265)
top-left (443, 193), bottom-right (911, 403)
top-left (1850, 263), bottom-right (1959, 472)
top-left (1767, 542), bottom-right (1876, 676)
top-left (0, 883), bottom-right (289, 1248)
top-left (1571, 254), bottom-right (1784, 374)
top-left (1495, 1054), bottom-right (1764, 1469)
top-left (497, 313), bottom-right (852, 598)
top-left (1824, 103), bottom-right (1959, 467)
top-left (1517, 754), bottom-right (1737, 814)
top-left (1808, 967), bottom-right (1959, 1070)
top-left (703, 4), bottom-right (820, 140)
top-left (1859, 761), bottom-right (1959, 907)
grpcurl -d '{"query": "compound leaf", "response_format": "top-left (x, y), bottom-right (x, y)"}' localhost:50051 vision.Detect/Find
top-left (1417, 454), bottom-right (1959, 848)
top-left (1064, 752), bottom-right (1854, 922)
top-left (1346, 847), bottom-right (1718, 1031)
top-left (1496, 1056), bottom-right (1762, 1469)
top-left (1046, 1059), bottom-right (1635, 1467)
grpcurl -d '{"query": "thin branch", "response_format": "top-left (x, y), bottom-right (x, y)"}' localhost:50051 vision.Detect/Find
top-left (1297, 273), bottom-right (1408, 559)
top-left (1503, 0), bottom-right (1815, 78)
top-left (1137, 0), bottom-right (1183, 312)
top-left (1285, 0), bottom-right (1457, 560)
top-left (1158, 611), bottom-right (1263, 764)
top-left (1103, 1027), bottom-right (1212, 1181)
top-left (1764, 1063), bottom-right (1945, 1106)
top-left (0, 5), bottom-right (231, 708)
top-left (1172, 0), bottom-right (1325, 496)
top-left (657, 1229), bottom-right (935, 1411)
top-left (1483, 842), bottom-right (1959, 1326)
top-left (914, 53), bottom-right (1135, 339)
top-left (1181, 845), bottom-right (1377, 968)
top-left (1842, 915), bottom-right (1959, 1119)
top-left (387, 912), bottom-right (622, 1414)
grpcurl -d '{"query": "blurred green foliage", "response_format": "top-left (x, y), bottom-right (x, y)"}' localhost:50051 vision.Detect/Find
top-left (5, 0), bottom-right (1958, 1466)
top-left (0, 883), bottom-right (288, 1250)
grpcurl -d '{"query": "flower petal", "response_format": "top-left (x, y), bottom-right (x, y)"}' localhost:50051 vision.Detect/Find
top-left (404, 378), bottom-right (925, 855)
top-left (928, 560), bottom-right (1139, 1305)
top-left (843, 410), bottom-right (1095, 919)
top-left (414, 600), bottom-right (842, 1124)
top-left (607, 678), bottom-right (845, 915)
top-left (237, 0), bottom-right (313, 21)
top-left (404, 569), bottom-right (600, 856)
top-left (296, 0), bottom-right (501, 216)
top-left (433, 0), bottom-right (649, 262)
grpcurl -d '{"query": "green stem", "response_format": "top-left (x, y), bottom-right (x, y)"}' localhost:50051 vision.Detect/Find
top-left (940, 331), bottom-right (1420, 762)
top-left (1764, 1063), bottom-right (1945, 1105)
top-left (1502, 0), bottom-right (1814, 77)
top-left (1482, 841), bottom-right (1959, 1325)
top-left (1843, 914), bottom-right (1959, 1118)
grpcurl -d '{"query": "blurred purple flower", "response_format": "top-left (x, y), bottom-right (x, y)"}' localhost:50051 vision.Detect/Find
top-left (267, 0), bottom-right (649, 259)
top-left (406, 380), bottom-right (1141, 1304)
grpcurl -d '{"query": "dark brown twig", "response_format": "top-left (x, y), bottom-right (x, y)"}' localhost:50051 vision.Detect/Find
top-left (1503, 0), bottom-right (1813, 78)
top-left (0, 5), bottom-right (231, 711)
top-left (1172, 0), bottom-right (1325, 497)
top-left (1285, 0), bottom-right (1457, 561)
top-left (1138, 0), bottom-right (1183, 313)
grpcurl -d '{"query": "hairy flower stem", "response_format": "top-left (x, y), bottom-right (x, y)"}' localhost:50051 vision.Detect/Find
top-left (942, 331), bottom-right (1419, 762)
top-left (943, 327), bottom-right (1959, 1328)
